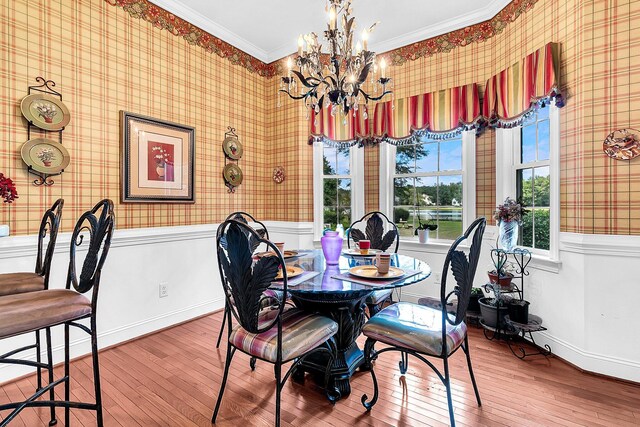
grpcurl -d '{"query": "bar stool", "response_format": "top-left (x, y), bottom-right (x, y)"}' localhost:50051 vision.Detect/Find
top-left (0, 198), bottom-right (63, 422)
top-left (0, 199), bottom-right (115, 426)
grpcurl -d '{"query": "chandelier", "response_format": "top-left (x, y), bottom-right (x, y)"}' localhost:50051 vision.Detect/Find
top-left (279, 0), bottom-right (392, 118)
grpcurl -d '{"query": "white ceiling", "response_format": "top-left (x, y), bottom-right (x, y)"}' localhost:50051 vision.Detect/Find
top-left (151, 0), bottom-right (512, 63)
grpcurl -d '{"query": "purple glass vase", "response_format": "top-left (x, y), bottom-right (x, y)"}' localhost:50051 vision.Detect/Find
top-left (321, 231), bottom-right (343, 266)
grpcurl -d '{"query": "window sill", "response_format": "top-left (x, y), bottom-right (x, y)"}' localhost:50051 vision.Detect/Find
top-left (398, 239), bottom-right (464, 255)
top-left (526, 253), bottom-right (562, 274)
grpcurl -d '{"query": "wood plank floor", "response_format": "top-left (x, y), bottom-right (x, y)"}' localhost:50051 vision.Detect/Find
top-left (1, 311), bottom-right (639, 426)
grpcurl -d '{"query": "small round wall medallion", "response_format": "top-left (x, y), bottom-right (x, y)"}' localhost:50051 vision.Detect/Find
top-left (603, 128), bottom-right (640, 160)
top-left (273, 166), bottom-right (285, 184)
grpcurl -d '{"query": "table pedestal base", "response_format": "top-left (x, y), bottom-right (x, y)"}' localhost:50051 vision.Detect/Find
top-left (291, 290), bottom-right (371, 397)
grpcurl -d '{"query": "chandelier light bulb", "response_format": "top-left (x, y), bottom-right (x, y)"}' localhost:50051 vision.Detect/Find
top-left (356, 42), bottom-right (362, 54)
top-left (380, 58), bottom-right (387, 78)
top-left (298, 35), bottom-right (304, 55)
top-left (362, 30), bottom-right (369, 51)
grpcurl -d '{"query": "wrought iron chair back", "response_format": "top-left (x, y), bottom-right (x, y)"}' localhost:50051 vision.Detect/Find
top-left (347, 211), bottom-right (399, 253)
top-left (440, 217), bottom-right (486, 330)
top-left (225, 211), bottom-right (270, 240)
top-left (35, 198), bottom-right (64, 286)
top-left (66, 199), bottom-right (115, 302)
top-left (216, 219), bottom-right (286, 335)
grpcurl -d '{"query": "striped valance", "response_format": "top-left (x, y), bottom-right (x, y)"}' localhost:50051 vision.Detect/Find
top-left (308, 104), bottom-right (371, 147)
top-left (372, 83), bottom-right (483, 144)
top-left (483, 42), bottom-right (564, 128)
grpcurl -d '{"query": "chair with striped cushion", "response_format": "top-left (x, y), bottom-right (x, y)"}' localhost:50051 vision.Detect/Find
top-left (360, 217), bottom-right (486, 427)
top-left (212, 219), bottom-right (339, 427)
top-left (347, 211), bottom-right (399, 316)
top-left (215, 212), bottom-right (273, 349)
top-left (0, 198), bottom-right (63, 425)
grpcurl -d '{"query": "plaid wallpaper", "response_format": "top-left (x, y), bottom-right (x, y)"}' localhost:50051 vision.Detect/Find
top-left (268, 0), bottom-right (640, 235)
top-left (0, 0), bottom-right (270, 234)
top-left (2, 0), bottom-right (638, 235)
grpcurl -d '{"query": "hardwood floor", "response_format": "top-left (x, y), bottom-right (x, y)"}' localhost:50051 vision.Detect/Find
top-left (1, 311), bottom-right (639, 426)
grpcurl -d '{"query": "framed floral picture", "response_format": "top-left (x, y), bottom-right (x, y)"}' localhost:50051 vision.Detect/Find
top-left (120, 111), bottom-right (195, 203)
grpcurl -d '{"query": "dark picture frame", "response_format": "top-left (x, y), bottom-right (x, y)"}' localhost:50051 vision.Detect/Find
top-left (120, 111), bottom-right (195, 203)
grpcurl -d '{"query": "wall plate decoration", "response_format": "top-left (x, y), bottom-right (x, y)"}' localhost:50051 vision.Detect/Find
top-left (120, 111), bottom-right (195, 203)
top-left (603, 129), bottom-right (640, 160)
top-left (20, 93), bottom-right (71, 131)
top-left (223, 163), bottom-right (243, 188)
top-left (273, 166), bottom-right (285, 184)
top-left (21, 138), bottom-right (71, 175)
top-left (222, 135), bottom-right (243, 160)
top-left (21, 77), bottom-right (70, 186)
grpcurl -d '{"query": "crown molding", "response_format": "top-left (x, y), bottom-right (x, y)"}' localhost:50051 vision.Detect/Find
top-left (151, 0), bottom-right (513, 64)
top-left (149, 0), bottom-right (270, 62)
top-left (371, 0), bottom-right (512, 56)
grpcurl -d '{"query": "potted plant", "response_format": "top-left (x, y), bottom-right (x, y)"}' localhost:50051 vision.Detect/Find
top-left (414, 212), bottom-right (437, 243)
top-left (479, 284), bottom-right (512, 329)
top-left (508, 299), bottom-right (530, 324)
top-left (487, 259), bottom-right (516, 290)
top-left (493, 197), bottom-right (528, 251)
top-left (0, 172), bottom-right (18, 237)
top-left (468, 287), bottom-right (483, 313)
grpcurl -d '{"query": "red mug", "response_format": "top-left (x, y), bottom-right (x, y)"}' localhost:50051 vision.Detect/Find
top-left (357, 239), bottom-right (371, 255)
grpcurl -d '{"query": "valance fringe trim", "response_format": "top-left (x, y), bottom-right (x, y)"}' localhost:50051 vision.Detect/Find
top-left (487, 89), bottom-right (563, 128)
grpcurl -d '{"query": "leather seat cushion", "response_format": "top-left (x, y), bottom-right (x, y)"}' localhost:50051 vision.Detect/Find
top-left (0, 273), bottom-right (45, 297)
top-left (366, 289), bottom-right (393, 305)
top-left (230, 307), bottom-right (338, 363)
top-left (362, 302), bottom-right (467, 356)
top-left (0, 290), bottom-right (91, 339)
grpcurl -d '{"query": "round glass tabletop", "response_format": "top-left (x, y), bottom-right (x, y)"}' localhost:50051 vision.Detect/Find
top-left (269, 249), bottom-right (431, 295)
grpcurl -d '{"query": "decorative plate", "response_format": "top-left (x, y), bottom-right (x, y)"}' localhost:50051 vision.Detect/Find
top-left (273, 166), bottom-right (285, 184)
top-left (603, 129), bottom-right (640, 160)
top-left (20, 138), bottom-right (70, 174)
top-left (275, 266), bottom-right (305, 280)
top-left (223, 163), bottom-right (243, 187)
top-left (20, 93), bottom-right (71, 131)
top-left (256, 250), bottom-right (299, 259)
top-left (342, 248), bottom-right (383, 257)
top-left (348, 265), bottom-right (404, 280)
top-left (222, 136), bottom-right (243, 160)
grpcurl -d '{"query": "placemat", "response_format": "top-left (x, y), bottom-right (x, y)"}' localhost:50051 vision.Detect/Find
top-left (271, 271), bottom-right (319, 287)
top-left (332, 269), bottom-right (421, 287)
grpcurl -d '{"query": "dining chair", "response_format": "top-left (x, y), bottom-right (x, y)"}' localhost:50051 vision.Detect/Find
top-left (212, 219), bottom-right (339, 427)
top-left (347, 211), bottom-right (399, 316)
top-left (360, 217), bottom-right (486, 427)
top-left (0, 198), bottom-right (63, 417)
top-left (0, 199), bottom-right (115, 427)
top-left (216, 211), bottom-right (273, 350)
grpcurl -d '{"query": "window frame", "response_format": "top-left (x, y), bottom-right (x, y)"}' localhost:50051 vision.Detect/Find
top-left (495, 104), bottom-right (560, 260)
top-left (313, 142), bottom-right (364, 240)
top-left (379, 130), bottom-right (476, 243)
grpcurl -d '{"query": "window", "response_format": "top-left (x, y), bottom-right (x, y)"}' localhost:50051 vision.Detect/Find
top-left (380, 131), bottom-right (476, 242)
top-left (313, 143), bottom-right (363, 239)
top-left (496, 103), bottom-right (559, 259)
top-left (517, 106), bottom-right (551, 250)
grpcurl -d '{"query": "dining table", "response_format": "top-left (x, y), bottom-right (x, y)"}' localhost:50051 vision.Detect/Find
top-left (269, 249), bottom-right (431, 397)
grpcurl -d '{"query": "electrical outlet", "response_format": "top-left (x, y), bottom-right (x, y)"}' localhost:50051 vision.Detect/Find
top-left (433, 273), bottom-right (442, 284)
top-left (159, 282), bottom-right (168, 298)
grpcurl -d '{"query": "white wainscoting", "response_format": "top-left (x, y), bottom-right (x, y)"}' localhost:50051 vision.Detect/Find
top-left (0, 222), bottom-right (638, 384)
top-left (397, 227), bottom-right (640, 383)
top-left (0, 221), bottom-right (310, 384)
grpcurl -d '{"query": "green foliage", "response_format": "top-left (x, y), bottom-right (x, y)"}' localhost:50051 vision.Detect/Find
top-left (393, 207), bottom-right (410, 222)
top-left (521, 208), bottom-right (550, 250)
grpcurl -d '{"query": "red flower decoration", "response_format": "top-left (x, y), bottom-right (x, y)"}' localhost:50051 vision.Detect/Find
top-left (0, 173), bottom-right (18, 203)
